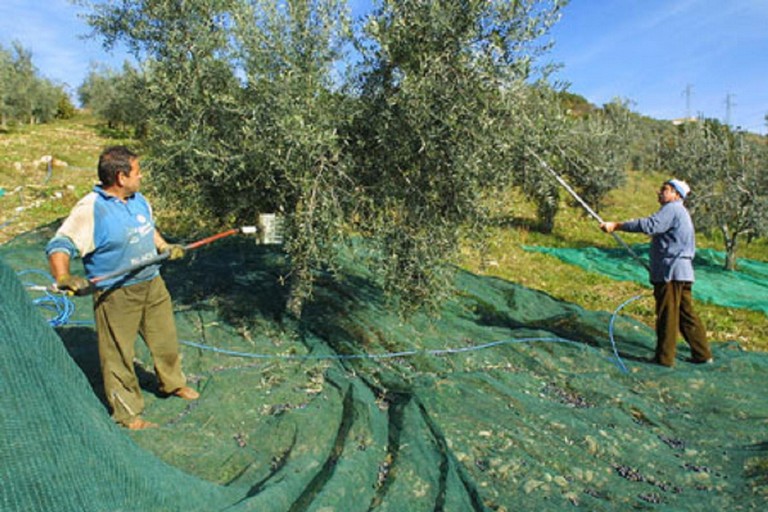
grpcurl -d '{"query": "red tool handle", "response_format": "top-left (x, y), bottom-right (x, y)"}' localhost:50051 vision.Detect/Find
top-left (184, 228), bottom-right (239, 250)
top-left (89, 228), bottom-right (242, 286)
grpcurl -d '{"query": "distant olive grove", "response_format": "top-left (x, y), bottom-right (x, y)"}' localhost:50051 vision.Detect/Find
top-left (0, 42), bottom-right (75, 128)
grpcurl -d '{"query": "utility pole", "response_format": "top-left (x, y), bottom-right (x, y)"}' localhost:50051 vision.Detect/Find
top-left (681, 84), bottom-right (693, 119)
top-left (724, 93), bottom-right (736, 127)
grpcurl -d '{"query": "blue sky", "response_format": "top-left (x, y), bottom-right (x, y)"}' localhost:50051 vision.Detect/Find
top-left (545, 0), bottom-right (768, 133)
top-left (1, 0), bottom-right (766, 134)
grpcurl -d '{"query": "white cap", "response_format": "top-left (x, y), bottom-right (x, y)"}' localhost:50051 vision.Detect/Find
top-left (667, 179), bottom-right (690, 199)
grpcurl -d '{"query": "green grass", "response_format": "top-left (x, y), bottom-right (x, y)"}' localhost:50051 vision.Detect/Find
top-left (3, 114), bottom-right (766, 350)
top-left (0, 112), bottom-right (135, 243)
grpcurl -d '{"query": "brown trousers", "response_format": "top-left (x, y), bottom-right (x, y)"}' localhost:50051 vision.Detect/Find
top-left (94, 276), bottom-right (186, 425)
top-left (653, 281), bottom-right (711, 366)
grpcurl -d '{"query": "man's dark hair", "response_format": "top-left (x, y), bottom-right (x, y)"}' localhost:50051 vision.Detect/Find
top-left (98, 146), bottom-right (138, 186)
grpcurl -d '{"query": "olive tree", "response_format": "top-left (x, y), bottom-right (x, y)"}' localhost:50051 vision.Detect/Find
top-left (348, 0), bottom-right (567, 308)
top-left (78, 62), bottom-right (149, 134)
top-left (84, 0), bottom-right (569, 314)
top-left (505, 84), bottom-right (570, 233)
top-left (78, 66), bottom-right (119, 124)
top-left (0, 42), bottom-right (64, 126)
top-left (505, 89), bottom-right (631, 233)
top-left (662, 120), bottom-right (768, 270)
top-left (563, 98), bottom-right (633, 211)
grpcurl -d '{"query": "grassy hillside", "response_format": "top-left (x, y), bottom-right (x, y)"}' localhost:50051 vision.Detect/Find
top-left (0, 113), bottom-right (135, 243)
top-left (2, 112), bottom-right (766, 349)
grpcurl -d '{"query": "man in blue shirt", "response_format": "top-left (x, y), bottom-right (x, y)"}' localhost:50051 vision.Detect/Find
top-left (601, 179), bottom-right (712, 367)
top-left (46, 146), bottom-right (199, 429)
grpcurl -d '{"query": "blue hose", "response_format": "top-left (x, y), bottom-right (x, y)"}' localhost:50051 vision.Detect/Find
top-left (18, 269), bottom-right (90, 327)
top-left (608, 294), bottom-right (648, 373)
top-left (21, 265), bottom-right (643, 372)
top-left (180, 335), bottom-right (611, 365)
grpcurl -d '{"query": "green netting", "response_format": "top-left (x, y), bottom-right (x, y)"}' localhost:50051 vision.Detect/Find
top-left (525, 244), bottom-right (768, 314)
top-left (2, 228), bottom-right (767, 511)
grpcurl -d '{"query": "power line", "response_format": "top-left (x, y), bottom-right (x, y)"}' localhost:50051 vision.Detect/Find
top-left (681, 84), bottom-right (694, 119)
top-left (724, 93), bottom-right (736, 126)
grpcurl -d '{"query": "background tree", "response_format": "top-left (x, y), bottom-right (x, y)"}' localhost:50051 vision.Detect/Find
top-left (627, 110), bottom-right (676, 172)
top-left (29, 79), bottom-right (62, 124)
top-left (347, 0), bottom-right (567, 308)
top-left (55, 90), bottom-right (77, 120)
top-left (0, 42), bottom-right (68, 127)
top-left (79, 65), bottom-right (120, 125)
top-left (559, 98), bottom-right (633, 212)
top-left (0, 46), bottom-right (12, 127)
top-left (506, 84), bottom-right (569, 233)
top-left (662, 119), bottom-right (768, 269)
top-left (79, 62), bottom-right (149, 135)
top-left (6, 43), bottom-right (37, 124)
top-left (506, 89), bottom-right (631, 233)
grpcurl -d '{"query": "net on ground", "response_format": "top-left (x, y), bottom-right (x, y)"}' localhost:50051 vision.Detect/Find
top-left (525, 244), bottom-right (768, 314)
top-left (2, 228), bottom-right (767, 511)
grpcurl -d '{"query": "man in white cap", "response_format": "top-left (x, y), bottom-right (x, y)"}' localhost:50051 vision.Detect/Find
top-left (600, 179), bottom-right (712, 367)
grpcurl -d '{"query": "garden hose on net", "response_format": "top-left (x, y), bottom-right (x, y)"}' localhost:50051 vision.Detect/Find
top-left (24, 210), bottom-right (639, 372)
top-left (23, 266), bottom-right (634, 372)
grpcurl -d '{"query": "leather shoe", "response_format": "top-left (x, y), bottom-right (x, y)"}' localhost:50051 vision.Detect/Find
top-left (125, 417), bottom-right (158, 430)
top-left (686, 357), bottom-right (714, 364)
top-left (173, 386), bottom-right (200, 400)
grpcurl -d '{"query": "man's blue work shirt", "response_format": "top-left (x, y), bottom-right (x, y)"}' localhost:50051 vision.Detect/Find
top-left (46, 185), bottom-right (161, 289)
top-left (621, 199), bottom-right (696, 284)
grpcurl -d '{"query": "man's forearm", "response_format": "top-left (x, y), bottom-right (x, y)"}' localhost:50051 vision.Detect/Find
top-left (49, 252), bottom-right (72, 280)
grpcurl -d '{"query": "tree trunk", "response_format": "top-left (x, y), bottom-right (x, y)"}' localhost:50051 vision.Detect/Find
top-left (286, 268), bottom-right (312, 320)
top-left (724, 234), bottom-right (738, 271)
top-left (286, 288), bottom-right (304, 320)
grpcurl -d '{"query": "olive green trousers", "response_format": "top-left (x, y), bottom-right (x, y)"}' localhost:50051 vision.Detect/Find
top-left (653, 281), bottom-right (712, 366)
top-left (94, 276), bottom-right (186, 425)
